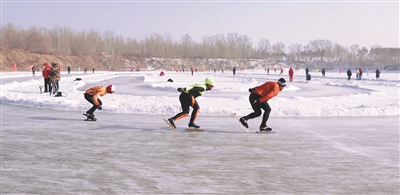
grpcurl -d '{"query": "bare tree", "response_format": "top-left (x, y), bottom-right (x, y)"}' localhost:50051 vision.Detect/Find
top-left (226, 33), bottom-right (239, 59)
top-left (348, 44), bottom-right (359, 65)
top-left (103, 30), bottom-right (115, 55)
top-left (357, 47), bottom-right (369, 63)
top-left (201, 35), bottom-right (216, 59)
top-left (180, 34), bottom-right (194, 58)
top-left (162, 33), bottom-right (174, 58)
top-left (144, 33), bottom-right (164, 57)
top-left (237, 34), bottom-right (253, 59)
top-left (1, 23), bottom-right (23, 49)
top-left (257, 38), bottom-right (271, 59)
top-left (271, 42), bottom-right (286, 61)
top-left (22, 27), bottom-right (49, 53)
top-left (59, 26), bottom-right (74, 56)
top-left (2, 22), bottom-right (398, 71)
top-left (124, 37), bottom-right (141, 55)
top-left (287, 43), bottom-right (302, 61)
top-left (333, 43), bottom-right (347, 62)
top-left (214, 34), bottom-right (226, 59)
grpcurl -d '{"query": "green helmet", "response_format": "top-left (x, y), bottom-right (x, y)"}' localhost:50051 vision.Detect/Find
top-left (205, 78), bottom-right (216, 86)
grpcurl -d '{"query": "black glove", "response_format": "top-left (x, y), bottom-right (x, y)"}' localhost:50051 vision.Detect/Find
top-left (97, 105), bottom-right (102, 110)
top-left (248, 88), bottom-right (254, 93)
top-left (252, 99), bottom-right (259, 105)
top-left (177, 88), bottom-right (186, 92)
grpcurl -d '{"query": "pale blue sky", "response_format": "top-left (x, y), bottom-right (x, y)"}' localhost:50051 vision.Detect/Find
top-left (1, 0), bottom-right (399, 48)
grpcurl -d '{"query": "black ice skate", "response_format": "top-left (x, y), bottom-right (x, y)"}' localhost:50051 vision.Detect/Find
top-left (83, 113), bottom-right (97, 121)
top-left (188, 122), bottom-right (200, 129)
top-left (239, 117), bottom-right (249, 128)
top-left (259, 126), bottom-right (272, 132)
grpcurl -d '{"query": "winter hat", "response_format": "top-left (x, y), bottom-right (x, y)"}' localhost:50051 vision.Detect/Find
top-left (205, 78), bottom-right (216, 87)
top-left (106, 84), bottom-right (115, 94)
top-left (278, 78), bottom-right (287, 86)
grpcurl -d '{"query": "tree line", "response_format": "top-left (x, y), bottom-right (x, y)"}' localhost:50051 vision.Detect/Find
top-left (1, 23), bottom-right (398, 70)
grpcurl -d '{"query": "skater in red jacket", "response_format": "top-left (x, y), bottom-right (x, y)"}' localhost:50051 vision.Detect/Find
top-left (84, 85), bottom-right (115, 120)
top-left (239, 78), bottom-right (286, 131)
top-left (288, 67), bottom-right (294, 82)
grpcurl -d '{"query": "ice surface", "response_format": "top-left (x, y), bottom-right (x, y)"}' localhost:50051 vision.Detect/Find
top-left (1, 70), bottom-right (399, 194)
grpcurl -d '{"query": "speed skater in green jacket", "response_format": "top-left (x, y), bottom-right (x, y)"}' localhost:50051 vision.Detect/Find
top-left (167, 78), bottom-right (216, 129)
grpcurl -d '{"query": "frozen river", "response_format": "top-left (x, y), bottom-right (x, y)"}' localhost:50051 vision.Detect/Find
top-left (1, 103), bottom-right (398, 194)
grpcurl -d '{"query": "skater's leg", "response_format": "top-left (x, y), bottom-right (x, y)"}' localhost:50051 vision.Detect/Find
top-left (168, 93), bottom-right (192, 128)
top-left (259, 102), bottom-right (271, 128)
top-left (189, 99), bottom-right (199, 123)
top-left (243, 93), bottom-right (262, 121)
top-left (188, 100), bottom-right (200, 128)
top-left (170, 93), bottom-right (191, 121)
top-left (84, 93), bottom-right (97, 114)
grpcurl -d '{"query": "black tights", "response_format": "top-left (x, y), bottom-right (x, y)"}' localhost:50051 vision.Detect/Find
top-left (84, 93), bottom-right (102, 115)
top-left (171, 93), bottom-right (199, 123)
top-left (243, 93), bottom-right (271, 127)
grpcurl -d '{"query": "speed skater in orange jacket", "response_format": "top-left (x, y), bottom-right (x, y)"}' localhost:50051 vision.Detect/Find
top-left (167, 78), bottom-right (216, 129)
top-left (84, 85), bottom-right (115, 116)
top-left (239, 78), bottom-right (286, 131)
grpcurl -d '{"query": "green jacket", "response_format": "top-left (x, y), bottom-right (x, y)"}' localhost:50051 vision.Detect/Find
top-left (183, 83), bottom-right (207, 98)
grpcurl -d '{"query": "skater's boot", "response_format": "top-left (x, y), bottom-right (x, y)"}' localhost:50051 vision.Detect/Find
top-left (86, 113), bottom-right (95, 120)
top-left (239, 117), bottom-right (249, 128)
top-left (168, 118), bottom-right (176, 129)
top-left (89, 114), bottom-right (95, 120)
top-left (188, 122), bottom-right (200, 129)
top-left (259, 126), bottom-right (272, 132)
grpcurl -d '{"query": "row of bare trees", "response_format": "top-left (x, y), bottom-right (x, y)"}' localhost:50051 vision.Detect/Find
top-left (2, 23), bottom-right (398, 69)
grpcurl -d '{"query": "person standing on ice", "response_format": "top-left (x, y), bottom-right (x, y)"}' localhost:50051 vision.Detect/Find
top-left (239, 78), bottom-right (286, 132)
top-left (31, 64), bottom-right (35, 76)
top-left (50, 62), bottom-right (60, 94)
top-left (84, 85), bottom-right (115, 119)
top-left (375, 68), bottom-right (380, 79)
top-left (288, 67), bottom-right (294, 82)
top-left (167, 78), bottom-right (216, 129)
top-left (42, 62), bottom-right (51, 93)
top-left (347, 69), bottom-right (352, 80)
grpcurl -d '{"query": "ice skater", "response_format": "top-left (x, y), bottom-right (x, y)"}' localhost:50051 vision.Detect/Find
top-left (83, 85), bottom-right (115, 120)
top-left (167, 78), bottom-right (216, 129)
top-left (239, 78), bottom-right (286, 131)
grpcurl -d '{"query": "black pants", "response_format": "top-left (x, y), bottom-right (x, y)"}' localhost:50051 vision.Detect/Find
top-left (84, 93), bottom-right (102, 115)
top-left (171, 93), bottom-right (199, 123)
top-left (243, 93), bottom-right (271, 127)
top-left (44, 78), bottom-right (51, 92)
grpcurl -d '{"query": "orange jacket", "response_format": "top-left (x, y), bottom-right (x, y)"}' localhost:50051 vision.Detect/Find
top-left (252, 81), bottom-right (281, 103)
top-left (86, 86), bottom-right (107, 106)
top-left (42, 63), bottom-right (51, 78)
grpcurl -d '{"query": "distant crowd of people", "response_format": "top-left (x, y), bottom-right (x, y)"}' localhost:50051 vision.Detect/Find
top-left (36, 62), bottom-right (383, 98)
top-left (262, 66), bottom-right (382, 82)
